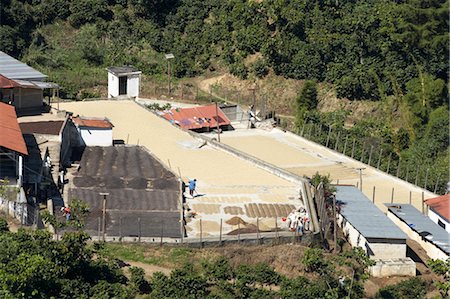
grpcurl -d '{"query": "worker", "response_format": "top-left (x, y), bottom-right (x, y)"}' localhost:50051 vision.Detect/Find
top-left (61, 206), bottom-right (71, 221)
top-left (188, 179), bottom-right (197, 198)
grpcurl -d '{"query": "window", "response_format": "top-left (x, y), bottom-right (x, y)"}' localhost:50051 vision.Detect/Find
top-left (437, 219), bottom-right (446, 230)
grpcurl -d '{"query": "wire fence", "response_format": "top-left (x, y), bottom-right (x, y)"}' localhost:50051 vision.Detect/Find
top-left (297, 119), bottom-right (447, 195)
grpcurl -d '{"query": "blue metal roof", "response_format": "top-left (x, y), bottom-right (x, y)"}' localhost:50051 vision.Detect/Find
top-left (385, 203), bottom-right (450, 255)
top-left (0, 51), bottom-right (47, 81)
top-left (336, 185), bottom-right (407, 241)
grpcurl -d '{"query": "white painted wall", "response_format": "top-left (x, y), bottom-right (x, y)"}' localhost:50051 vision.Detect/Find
top-left (108, 72), bottom-right (118, 98)
top-left (337, 213), bottom-right (407, 259)
top-left (428, 210), bottom-right (450, 233)
top-left (387, 211), bottom-right (449, 260)
top-left (78, 127), bottom-right (112, 146)
top-left (127, 74), bottom-right (140, 98)
top-left (107, 72), bottom-right (140, 98)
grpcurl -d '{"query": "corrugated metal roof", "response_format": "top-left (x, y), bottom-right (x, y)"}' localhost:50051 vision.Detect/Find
top-left (107, 66), bottom-right (141, 76)
top-left (162, 104), bottom-right (231, 130)
top-left (0, 102), bottom-right (28, 155)
top-left (425, 194), bottom-right (450, 222)
top-left (385, 203), bottom-right (450, 255)
top-left (0, 51), bottom-right (47, 81)
top-left (336, 185), bottom-right (406, 240)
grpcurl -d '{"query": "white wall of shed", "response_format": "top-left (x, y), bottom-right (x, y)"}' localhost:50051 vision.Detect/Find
top-left (428, 210), bottom-right (450, 233)
top-left (127, 74), bottom-right (140, 98)
top-left (78, 127), bottom-right (112, 146)
top-left (108, 72), bottom-right (118, 98)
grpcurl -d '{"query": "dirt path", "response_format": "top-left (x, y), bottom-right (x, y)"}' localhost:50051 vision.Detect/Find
top-left (124, 261), bottom-right (172, 278)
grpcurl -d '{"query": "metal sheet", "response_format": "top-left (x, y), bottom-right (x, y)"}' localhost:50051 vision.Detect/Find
top-left (336, 185), bottom-right (407, 240)
top-left (385, 203), bottom-right (450, 254)
top-left (0, 51), bottom-right (47, 81)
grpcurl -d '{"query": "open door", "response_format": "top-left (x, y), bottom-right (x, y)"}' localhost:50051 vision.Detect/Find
top-left (119, 76), bottom-right (127, 95)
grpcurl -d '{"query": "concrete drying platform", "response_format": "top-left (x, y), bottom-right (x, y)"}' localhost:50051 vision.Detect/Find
top-left (56, 100), bottom-right (302, 238)
top-left (218, 126), bottom-right (437, 213)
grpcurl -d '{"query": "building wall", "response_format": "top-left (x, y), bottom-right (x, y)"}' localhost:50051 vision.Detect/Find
top-left (127, 74), bottom-right (140, 98)
top-left (15, 88), bottom-right (43, 108)
top-left (337, 213), bottom-right (406, 259)
top-left (78, 128), bottom-right (112, 146)
top-left (428, 210), bottom-right (450, 233)
top-left (387, 211), bottom-right (449, 260)
top-left (108, 72), bottom-right (118, 98)
top-left (60, 118), bottom-right (82, 168)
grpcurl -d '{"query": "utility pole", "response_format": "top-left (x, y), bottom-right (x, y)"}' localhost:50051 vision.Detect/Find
top-left (356, 168), bottom-right (365, 191)
top-left (100, 192), bottom-right (109, 241)
top-left (164, 53), bottom-right (174, 95)
top-left (333, 194), bottom-right (337, 253)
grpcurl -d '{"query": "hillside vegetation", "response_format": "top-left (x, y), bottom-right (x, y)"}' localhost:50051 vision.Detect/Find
top-left (1, 0), bottom-right (448, 192)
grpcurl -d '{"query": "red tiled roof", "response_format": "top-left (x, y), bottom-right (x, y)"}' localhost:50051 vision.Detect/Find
top-left (426, 194), bottom-right (450, 222)
top-left (162, 104), bottom-right (231, 130)
top-left (0, 102), bottom-right (28, 155)
top-left (73, 117), bottom-right (113, 129)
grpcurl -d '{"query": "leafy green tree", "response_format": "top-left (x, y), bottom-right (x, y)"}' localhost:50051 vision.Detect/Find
top-left (295, 80), bottom-right (318, 123)
top-left (0, 218), bottom-right (9, 232)
top-left (427, 258), bottom-right (450, 297)
top-left (375, 277), bottom-right (427, 299)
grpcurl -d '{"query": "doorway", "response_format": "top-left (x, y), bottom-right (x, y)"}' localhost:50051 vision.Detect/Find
top-left (119, 76), bottom-right (127, 95)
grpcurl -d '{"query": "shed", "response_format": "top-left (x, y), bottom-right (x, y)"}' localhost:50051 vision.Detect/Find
top-left (72, 116), bottom-right (113, 146)
top-left (386, 203), bottom-right (450, 260)
top-left (335, 185), bottom-right (408, 259)
top-left (107, 66), bottom-right (141, 98)
top-left (425, 194), bottom-right (450, 233)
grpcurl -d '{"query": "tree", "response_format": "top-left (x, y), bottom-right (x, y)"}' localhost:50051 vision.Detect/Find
top-left (427, 258), bottom-right (450, 297)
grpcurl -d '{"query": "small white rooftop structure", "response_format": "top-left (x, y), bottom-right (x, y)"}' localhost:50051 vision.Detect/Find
top-left (72, 116), bottom-right (113, 147)
top-left (107, 66), bottom-right (141, 99)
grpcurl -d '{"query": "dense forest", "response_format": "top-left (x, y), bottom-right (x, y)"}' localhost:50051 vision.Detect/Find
top-left (1, 0), bottom-right (448, 192)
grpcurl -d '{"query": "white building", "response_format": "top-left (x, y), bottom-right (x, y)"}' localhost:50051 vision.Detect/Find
top-left (425, 195), bottom-right (450, 233)
top-left (72, 116), bottom-right (113, 147)
top-left (107, 66), bottom-right (141, 98)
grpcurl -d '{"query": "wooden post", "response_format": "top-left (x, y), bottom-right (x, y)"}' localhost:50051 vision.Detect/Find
top-left (256, 218), bottom-right (260, 244)
top-left (360, 145), bottom-right (366, 163)
top-left (237, 222), bottom-right (241, 242)
top-left (368, 145), bottom-right (374, 166)
top-left (138, 217), bottom-right (141, 242)
top-left (409, 191), bottom-right (412, 204)
top-left (275, 217), bottom-right (278, 242)
top-left (421, 192), bottom-right (425, 214)
top-left (377, 148), bottom-right (383, 169)
top-left (325, 126), bottom-right (332, 147)
top-left (333, 194), bottom-right (337, 253)
top-left (219, 219), bottom-right (223, 245)
top-left (396, 159), bottom-right (401, 177)
top-left (386, 153), bottom-right (392, 174)
top-left (98, 217), bottom-right (101, 241)
top-left (343, 135), bottom-right (349, 156)
top-left (391, 187), bottom-right (394, 203)
top-left (372, 186), bottom-right (376, 203)
top-left (199, 219), bottom-right (203, 247)
top-left (351, 139), bottom-right (356, 158)
top-left (414, 167), bottom-right (420, 186)
top-left (424, 168), bottom-right (429, 190)
top-left (160, 221), bottom-right (164, 246)
top-left (334, 131), bottom-right (340, 151)
top-left (102, 195), bottom-right (107, 242)
top-left (434, 175), bottom-right (440, 194)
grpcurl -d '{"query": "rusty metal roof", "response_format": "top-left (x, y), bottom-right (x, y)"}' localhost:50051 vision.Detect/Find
top-left (72, 116), bottom-right (113, 129)
top-left (162, 104), bottom-right (231, 130)
top-left (19, 121), bottom-right (65, 136)
top-left (0, 102), bottom-right (28, 155)
top-left (426, 194), bottom-right (450, 222)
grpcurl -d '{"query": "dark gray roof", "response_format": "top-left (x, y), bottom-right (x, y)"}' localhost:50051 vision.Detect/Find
top-left (0, 51), bottom-right (47, 81)
top-left (69, 146), bottom-right (181, 238)
top-left (385, 203), bottom-right (450, 255)
top-left (107, 66), bottom-right (141, 76)
top-left (336, 185), bottom-right (407, 241)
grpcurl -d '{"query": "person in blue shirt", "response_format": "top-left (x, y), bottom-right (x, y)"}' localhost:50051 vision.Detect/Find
top-left (189, 179), bottom-right (197, 197)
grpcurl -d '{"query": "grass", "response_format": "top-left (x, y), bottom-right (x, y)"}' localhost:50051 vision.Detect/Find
top-left (100, 243), bottom-right (194, 267)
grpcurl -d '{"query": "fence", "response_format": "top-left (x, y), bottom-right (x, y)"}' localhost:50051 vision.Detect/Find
top-left (297, 119), bottom-right (447, 195)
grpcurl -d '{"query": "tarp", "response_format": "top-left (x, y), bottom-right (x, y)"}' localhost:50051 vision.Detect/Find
top-left (162, 104), bottom-right (231, 130)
